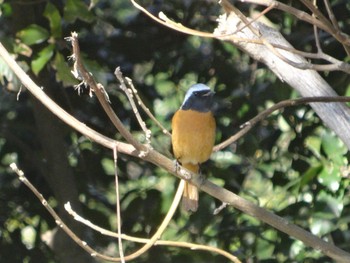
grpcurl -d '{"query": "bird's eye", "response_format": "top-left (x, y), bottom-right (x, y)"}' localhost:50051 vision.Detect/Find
top-left (193, 91), bottom-right (199, 96)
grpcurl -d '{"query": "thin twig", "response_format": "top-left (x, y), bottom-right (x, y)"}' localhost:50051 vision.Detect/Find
top-left (312, 0), bottom-right (322, 52)
top-left (67, 32), bottom-right (146, 154)
top-left (299, 0), bottom-right (350, 55)
top-left (11, 163), bottom-right (201, 262)
top-left (113, 147), bottom-right (125, 263)
top-left (323, 0), bottom-right (341, 32)
top-left (65, 202), bottom-right (240, 263)
top-left (213, 96), bottom-right (350, 152)
top-left (115, 68), bottom-right (152, 147)
top-left (240, 0), bottom-right (350, 50)
top-left (10, 163), bottom-right (122, 262)
top-left (132, 0), bottom-right (350, 74)
top-left (127, 79), bottom-right (171, 136)
top-left (222, 0), bottom-right (325, 71)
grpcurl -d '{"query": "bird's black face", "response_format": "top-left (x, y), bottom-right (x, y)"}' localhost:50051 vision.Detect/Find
top-left (181, 87), bottom-right (214, 112)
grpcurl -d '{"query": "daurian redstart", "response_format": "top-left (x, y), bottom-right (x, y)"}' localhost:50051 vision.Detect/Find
top-left (171, 84), bottom-right (216, 212)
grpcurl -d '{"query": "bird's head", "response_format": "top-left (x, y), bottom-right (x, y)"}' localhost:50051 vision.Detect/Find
top-left (181, 83), bottom-right (215, 112)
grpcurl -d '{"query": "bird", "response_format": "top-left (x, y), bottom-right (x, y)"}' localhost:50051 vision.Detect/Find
top-left (171, 83), bottom-right (216, 212)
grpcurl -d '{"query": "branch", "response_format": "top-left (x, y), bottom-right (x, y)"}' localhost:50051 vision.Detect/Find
top-left (131, 0), bottom-right (350, 74)
top-left (66, 32), bottom-right (146, 154)
top-left (240, 0), bottom-right (350, 53)
top-left (126, 74), bottom-right (171, 137)
top-left (299, 0), bottom-right (350, 56)
top-left (214, 96), bottom-right (350, 152)
top-left (215, 5), bottom-right (350, 150)
top-left (115, 68), bottom-right (152, 147)
top-left (113, 148), bottom-right (125, 262)
top-left (12, 163), bottom-right (238, 262)
top-left (64, 202), bottom-right (240, 263)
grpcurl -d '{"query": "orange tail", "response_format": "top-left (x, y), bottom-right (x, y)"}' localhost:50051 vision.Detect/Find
top-left (182, 163), bottom-right (199, 212)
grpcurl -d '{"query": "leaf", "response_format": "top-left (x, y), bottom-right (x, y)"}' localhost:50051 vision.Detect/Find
top-left (64, 0), bottom-right (94, 23)
top-left (52, 52), bottom-right (78, 87)
top-left (321, 131), bottom-right (347, 164)
top-left (305, 135), bottom-right (321, 158)
top-left (16, 24), bottom-right (49, 45)
top-left (318, 161), bottom-right (341, 192)
top-left (309, 217), bottom-right (334, 236)
top-left (0, 56), bottom-right (22, 90)
top-left (316, 190), bottom-right (344, 218)
top-left (43, 2), bottom-right (62, 38)
top-left (31, 44), bottom-right (55, 75)
top-left (300, 164), bottom-right (322, 188)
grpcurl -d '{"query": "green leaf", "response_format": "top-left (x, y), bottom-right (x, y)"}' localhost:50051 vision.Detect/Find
top-left (305, 135), bottom-right (321, 158)
top-left (17, 24), bottom-right (49, 45)
top-left (309, 217), bottom-right (334, 236)
top-left (52, 52), bottom-right (78, 87)
top-left (321, 131), bottom-right (347, 164)
top-left (318, 161), bottom-right (341, 192)
top-left (0, 2), bottom-right (12, 17)
top-left (31, 44), bottom-right (54, 75)
top-left (64, 0), bottom-right (94, 23)
top-left (316, 190), bottom-right (344, 218)
top-left (44, 2), bottom-right (62, 38)
top-left (300, 164), bottom-right (322, 188)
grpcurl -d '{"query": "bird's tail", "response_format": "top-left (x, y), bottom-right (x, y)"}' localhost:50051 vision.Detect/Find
top-left (182, 163), bottom-right (199, 212)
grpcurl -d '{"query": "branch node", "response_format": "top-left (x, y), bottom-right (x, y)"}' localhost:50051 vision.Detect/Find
top-left (213, 202), bottom-right (228, 215)
top-left (240, 121), bottom-right (251, 129)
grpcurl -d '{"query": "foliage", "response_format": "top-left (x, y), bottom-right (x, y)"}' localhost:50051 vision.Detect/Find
top-left (0, 0), bottom-right (350, 262)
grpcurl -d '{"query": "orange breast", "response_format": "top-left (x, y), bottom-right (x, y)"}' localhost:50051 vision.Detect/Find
top-left (172, 109), bottom-right (216, 165)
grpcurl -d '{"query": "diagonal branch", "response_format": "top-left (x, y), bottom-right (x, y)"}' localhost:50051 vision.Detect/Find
top-left (66, 32), bottom-right (145, 154)
top-left (214, 96), bottom-right (350, 152)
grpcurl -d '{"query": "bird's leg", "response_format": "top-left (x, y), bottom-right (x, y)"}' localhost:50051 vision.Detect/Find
top-left (173, 159), bottom-right (181, 173)
top-left (197, 163), bottom-right (206, 187)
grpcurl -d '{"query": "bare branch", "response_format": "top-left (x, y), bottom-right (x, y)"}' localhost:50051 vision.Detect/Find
top-left (11, 163), bottom-right (187, 262)
top-left (115, 68), bottom-right (152, 147)
top-left (323, 0), bottom-right (341, 32)
top-left (131, 0), bottom-right (350, 74)
top-left (10, 163), bottom-right (120, 262)
top-left (65, 201), bottom-right (241, 263)
top-left (299, 0), bottom-right (350, 55)
top-left (127, 77), bottom-right (171, 137)
top-left (240, 0), bottom-right (350, 51)
top-left (67, 32), bottom-right (146, 154)
top-left (113, 147), bottom-right (125, 262)
top-left (215, 8), bottom-right (350, 149)
top-left (214, 96), bottom-right (350, 152)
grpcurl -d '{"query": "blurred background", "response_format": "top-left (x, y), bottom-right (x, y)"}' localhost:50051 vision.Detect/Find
top-left (0, 0), bottom-right (350, 262)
